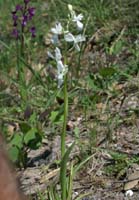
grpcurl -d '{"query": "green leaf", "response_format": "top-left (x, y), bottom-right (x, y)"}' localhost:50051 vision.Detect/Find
top-left (86, 75), bottom-right (99, 91)
top-left (74, 127), bottom-right (80, 138)
top-left (50, 111), bottom-right (59, 122)
top-left (67, 162), bottom-right (74, 200)
top-left (29, 112), bottom-right (37, 124)
top-left (60, 142), bottom-right (75, 200)
top-left (24, 127), bottom-right (37, 145)
top-left (110, 40), bottom-right (123, 55)
top-left (50, 110), bottom-right (64, 124)
top-left (99, 67), bottom-right (116, 77)
top-left (10, 134), bottom-right (23, 149)
top-left (24, 127), bottom-right (43, 150)
top-left (20, 122), bottom-right (31, 133)
top-left (8, 146), bottom-right (19, 163)
top-left (74, 154), bottom-right (93, 175)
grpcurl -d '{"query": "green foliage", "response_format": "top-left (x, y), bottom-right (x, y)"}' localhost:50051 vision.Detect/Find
top-left (7, 112), bottom-right (43, 167)
top-left (9, 146), bottom-right (20, 163)
top-left (45, 153), bottom-right (93, 200)
top-left (105, 152), bottom-right (128, 177)
top-left (99, 67), bottom-right (117, 77)
top-left (49, 110), bottom-right (64, 125)
top-left (60, 142), bottom-right (75, 200)
top-left (105, 152), bottom-right (139, 178)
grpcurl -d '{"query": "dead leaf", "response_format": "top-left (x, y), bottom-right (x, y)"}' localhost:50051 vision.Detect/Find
top-left (7, 123), bottom-right (19, 136)
top-left (124, 179), bottom-right (138, 190)
top-left (40, 168), bottom-right (60, 183)
top-left (124, 171), bottom-right (139, 190)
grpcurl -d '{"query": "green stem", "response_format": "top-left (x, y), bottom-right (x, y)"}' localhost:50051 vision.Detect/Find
top-left (61, 74), bottom-right (68, 157)
top-left (60, 74), bottom-right (68, 200)
top-left (16, 35), bottom-right (27, 104)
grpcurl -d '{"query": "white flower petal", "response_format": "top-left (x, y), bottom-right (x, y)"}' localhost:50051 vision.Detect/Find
top-left (55, 47), bottom-right (62, 61)
top-left (64, 33), bottom-right (75, 42)
top-left (75, 34), bottom-right (85, 42)
top-left (47, 51), bottom-right (54, 59)
top-left (57, 23), bottom-right (63, 33)
top-left (51, 28), bottom-right (57, 34)
top-left (57, 63), bottom-right (68, 88)
top-left (65, 33), bottom-right (85, 51)
top-left (72, 13), bottom-right (83, 30)
top-left (77, 14), bottom-right (83, 21)
top-left (76, 20), bottom-right (83, 30)
top-left (73, 14), bottom-right (83, 21)
top-left (51, 34), bottom-right (59, 44)
top-left (57, 60), bottom-right (65, 73)
top-left (51, 23), bottom-right (63, 35)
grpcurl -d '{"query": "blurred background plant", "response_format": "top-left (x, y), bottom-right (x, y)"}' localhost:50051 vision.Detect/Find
top-left (11, 0), bottom-right (36, 103)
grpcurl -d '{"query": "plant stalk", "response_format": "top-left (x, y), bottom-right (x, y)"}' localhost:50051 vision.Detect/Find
top-left (61, 73), bottom-right (68, 200)
top-left (61, 74), bottom-right (68, 157)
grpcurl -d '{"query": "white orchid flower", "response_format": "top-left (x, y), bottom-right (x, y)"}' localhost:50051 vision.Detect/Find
top-left (48, 47), bottom-right (68, 88)
top-left (51, 23), bottom-right (63, 44)
top-left (48, 47), bottom-right (62, 62)
top-left (55, 47), bottom-right (62, 61)
top-left (57, 60), bottom-right (65, 73)
top-left (64, 33), bottom-right (85, 51)
top-left (57, 60), bottom-right (68, 88)
top-left (68, 4), bottom-right (83, 30)
top-left (57, 60), bottom-right (68, 75)
top-left (72, 14), bottom-right (83, 30)
top-left (51, 22), bottom-right (63, 35)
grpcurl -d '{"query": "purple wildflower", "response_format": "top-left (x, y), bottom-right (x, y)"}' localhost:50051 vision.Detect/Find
top-left (16, 4), bottom-right (23, 11)
top-left (22, 15), bottom-right (28, 27)
top-left (30, 26), bottom-right (36, 37)
top-left (28, 7), bottom-right (35, 20)
top-left (12, 13), bottom-right (18, 21)
top-left (11, 0), bottom-right (36, 39)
